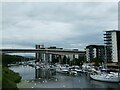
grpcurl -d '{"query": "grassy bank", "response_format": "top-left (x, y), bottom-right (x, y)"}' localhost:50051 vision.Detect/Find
top-left (1, 54), bottom-right (32, 90)
top-left (2, 66), bottom-right (22, 90)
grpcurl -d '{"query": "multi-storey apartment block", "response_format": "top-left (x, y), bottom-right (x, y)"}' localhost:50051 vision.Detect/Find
top-left (104, 30), bottom-right (120, 62)
top-left (86, 45), bottom-right (105, 62)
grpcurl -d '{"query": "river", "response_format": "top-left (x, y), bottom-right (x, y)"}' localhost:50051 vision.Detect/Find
top-left (9, 65), bottom-right (120, 89)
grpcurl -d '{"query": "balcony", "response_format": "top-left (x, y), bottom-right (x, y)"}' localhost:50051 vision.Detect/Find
top-left (104, 36), bottom-right (111, 38)
top-left (104, 42), bottom-right (112, 44)
top-left (104, 33), bottom-right (111, 35)
top-left (104, 39), bottom-right (112, 41)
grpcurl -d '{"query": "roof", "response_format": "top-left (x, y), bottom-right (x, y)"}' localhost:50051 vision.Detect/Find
top-left (86, 45), bottom-right (105, 48)
top-left (104, 30), bottom-right (120, 32)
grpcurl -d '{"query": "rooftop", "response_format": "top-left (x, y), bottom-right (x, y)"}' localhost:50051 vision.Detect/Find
top-left (104, 30), bottom-right (120, 32)
top-left (86, 45), bottom-right (105, 48)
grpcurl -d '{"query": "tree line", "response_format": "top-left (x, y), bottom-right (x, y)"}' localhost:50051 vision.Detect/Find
top-left (1, 54), bottom-right (34, 66)
top-left (1, 54), bottom-right (29, 90)
top-left (51, 55), bottom-right (87, 66)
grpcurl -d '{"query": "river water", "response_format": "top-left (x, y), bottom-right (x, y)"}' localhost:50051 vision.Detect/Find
top-left (9, 65), bottom-right (120, 89)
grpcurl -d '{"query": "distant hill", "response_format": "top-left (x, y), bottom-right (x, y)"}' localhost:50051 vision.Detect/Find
top-left (1, 54), bottom-right (34, 66)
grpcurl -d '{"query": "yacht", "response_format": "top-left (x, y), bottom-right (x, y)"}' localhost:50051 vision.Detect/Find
top-left (70, 65), bottom-right (83, 73)
top-left (55, 64), bottom-right (69, 74)
top-left (69, 69), bottom-right (77, 75)
top-left (90, 72), bottom-right (120, 83)
top-left (56, 67), bottom-right (69, 74)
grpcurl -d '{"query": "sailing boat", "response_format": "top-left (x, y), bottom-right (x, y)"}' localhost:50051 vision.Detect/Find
top-left (90, 46), bottom-right (120, 83)
top-left (90, 72), bottom-right (119, 82)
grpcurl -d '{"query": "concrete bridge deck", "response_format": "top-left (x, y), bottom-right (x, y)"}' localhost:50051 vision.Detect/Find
top-left (0, 49), bottom-right (85, 55)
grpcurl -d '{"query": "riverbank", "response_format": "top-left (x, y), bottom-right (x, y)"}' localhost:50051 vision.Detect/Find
top-left (2, 66), bottom-right (21, 89)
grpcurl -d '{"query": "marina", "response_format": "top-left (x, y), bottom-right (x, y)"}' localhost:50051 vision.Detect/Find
top-left (9, 62), bottom-right (120, 88)
top-left (1, 2), bottom-right (120, 89)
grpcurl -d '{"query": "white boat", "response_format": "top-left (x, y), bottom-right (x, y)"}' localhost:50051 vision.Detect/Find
top-left (56, 67), bottom-right (69, 74)
top-left (82, 63), bottom-right (96, 73)
top-left (70, 65), bottom-right (83, 73)
top-left (69, 70), bottom-right (77, 75)
top-left (55, 64), bottom-right (69, 74)
top-left (82, 63), bottom-right (93, 70)
top-left (90, 73), bottom-right (120, 83)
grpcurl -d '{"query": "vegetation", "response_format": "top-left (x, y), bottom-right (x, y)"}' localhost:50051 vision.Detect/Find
top-left (1, 54), bottom-right (24, 90)
top-left (91, 57), bottom-right (104, 66)
top-left (51, 55), bottom-right (59, 64)
top-left (2, 54), bottom-right (34, 66)
top-left (51, 55), bottom-right (86, 66)
top-left (70, 56), bottom-right (86, 66)
top-left (2, 66), bottom-right (21, 90)
top-left (61, 56), bottom-right (67, 64)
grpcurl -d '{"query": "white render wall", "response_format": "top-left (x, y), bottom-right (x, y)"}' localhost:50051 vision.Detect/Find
top-left (75, 54), bottom-right (79, 59)
top-left (93, 48), bottom-right (96, 58)
top-left (68, 54), bottom-right (74, 61)
top-left (86, 48), bottom-right (90, 61)
top-left (111, 32), bottom-right (118, 62)
top-left (49, 54), bottom-right (52, 62)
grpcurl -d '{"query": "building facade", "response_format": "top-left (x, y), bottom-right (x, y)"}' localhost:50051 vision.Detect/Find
top-left (104, 30), bottom-right (120, 62)
top-left (35, 44), bottom-right (45, 61)
top-left (86, 45), bottom-right (105, 62)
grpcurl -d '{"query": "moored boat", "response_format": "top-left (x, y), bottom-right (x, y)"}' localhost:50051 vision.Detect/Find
top-left (90, 72), bottom-right (120, 83)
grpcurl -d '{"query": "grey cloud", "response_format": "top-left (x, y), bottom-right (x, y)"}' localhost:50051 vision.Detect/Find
top-left (29, 2), bottom-right (117, 22)
top-left (2, 2), bottom-right (118, 50)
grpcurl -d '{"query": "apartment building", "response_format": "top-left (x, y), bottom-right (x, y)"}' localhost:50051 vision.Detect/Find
top-left (86, 45), bottom-right (105, 62)
top-left (104, 30), bottom-right (120, 62)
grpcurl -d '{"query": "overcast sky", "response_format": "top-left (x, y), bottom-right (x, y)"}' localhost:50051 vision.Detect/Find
top-left (1, 2), bottom-right (118, 50)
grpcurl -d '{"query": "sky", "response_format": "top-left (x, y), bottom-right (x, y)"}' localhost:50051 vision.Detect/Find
top-left (1, 1), bottom-right (118, 51)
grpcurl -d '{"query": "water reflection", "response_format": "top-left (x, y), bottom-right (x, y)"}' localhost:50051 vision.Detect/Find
top-left (9, 65), bottom-right (120, 88)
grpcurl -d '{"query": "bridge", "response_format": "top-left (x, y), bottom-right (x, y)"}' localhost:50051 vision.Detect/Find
top-left (0, 49), bottom-right (85, 54)
top-left (0, 48), bottom-right (86, 78)
top-left (0, 48), bottom-right (85, 61)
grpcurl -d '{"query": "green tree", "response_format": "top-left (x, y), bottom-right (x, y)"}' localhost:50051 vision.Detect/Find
top-left (62, 56), bottom-right (67, 64)
top-left (91, 57), bottom-right (104, 66)
top-left (2, 54), bottom-right (31, 66)
top-left (66, 57), bottom-right (70, 64)
top-left (51, 55), bottom-right (59, 64)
